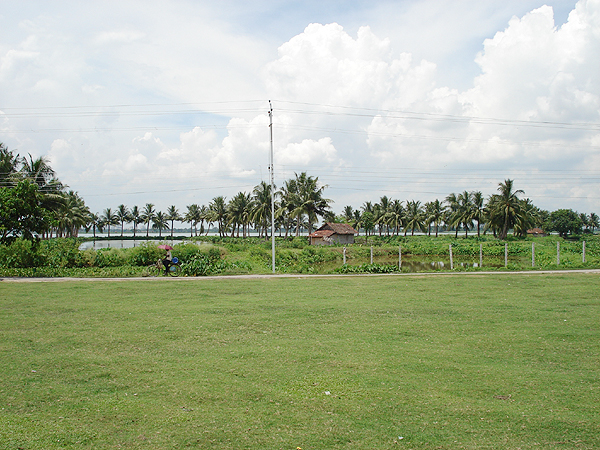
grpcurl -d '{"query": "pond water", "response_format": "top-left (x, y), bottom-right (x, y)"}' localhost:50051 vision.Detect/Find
top-left (78, 239), bottom-right (188, 251)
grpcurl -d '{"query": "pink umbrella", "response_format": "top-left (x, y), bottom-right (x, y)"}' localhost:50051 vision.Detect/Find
top-left (158, 244), bottom-right (173, 250)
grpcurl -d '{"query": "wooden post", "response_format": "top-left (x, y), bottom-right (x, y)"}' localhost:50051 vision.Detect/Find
top-left (532, 242), bottom-right (535, 268)
top-left (370, 246), bottom-right (373, 265)
top-left (399, 245), bottom-right (402, 271)
top-left (557, 241), bottom-right (560, 265)
top-left (343, 247), bottom-right (346, 265)
top-left (505, 243), bottom-right (508, 268)
top-left (479, 243), bottom-right (482, 268)
top-left (449, 244), bottom-right (453, 270)
top-left (583, 241), bottom-right (586, 263)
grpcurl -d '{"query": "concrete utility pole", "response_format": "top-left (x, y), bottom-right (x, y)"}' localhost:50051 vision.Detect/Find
top-left (269, 101), bottom-right (275, 273)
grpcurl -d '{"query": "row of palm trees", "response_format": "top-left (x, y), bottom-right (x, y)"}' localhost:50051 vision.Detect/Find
top-left (93, 172), bottom-right (333, 238)
top-left (95, 177), bottom-right (600, 240)
top-left (343, 179), bottom-right (599, 239)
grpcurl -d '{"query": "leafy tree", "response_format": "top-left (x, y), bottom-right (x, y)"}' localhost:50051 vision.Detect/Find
top-left (360, 211), bottom-right (374, 238)
top-left (546, 209), bottom-right (583, 237)
top-left (0, 180), bottom-right (50, 243)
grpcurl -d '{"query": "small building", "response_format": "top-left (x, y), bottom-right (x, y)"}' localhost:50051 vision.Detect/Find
top-left (527, 228), bottom-right (548, 237)
top-left (309, 222), bottom-right (357, 246)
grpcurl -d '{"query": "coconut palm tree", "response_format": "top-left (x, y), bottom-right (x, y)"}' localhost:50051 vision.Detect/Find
top-left (277, 178), bottom-right (300, 237)
top-left (166, 205), bottom-right (181, 238)
top-left (228, 192), bottom-right (252, 238)
top-left (152, 211), bottom-right (169, 238)
top-left (456, 191), bottom-right (474, 238)
top-left (291, 172), bottom-right (331, 235)
top-left (471, 191), bottom-right (485, 237)
top-left (251, 182), bottom-right (273, 239)
top-left (184, 204), bottom-right (201, 236)
top-left (116, 204), bottom-right (130, 237)
top-left (404, 200), bottom-right (425, 236)
top-left (101, 208), bottom-right (119, 238)
top-left (142, 203), bottom-right (156, 237)
top-left (130, 206), bottom-right (142, 237)
top-left (445, 193), bottom-right (460, 237)
top-left (426, 199), bottom-right (446, 238)
top-left (208, 196), bottom-right (228, 237)
top-left (0, 143), bottom-right (21, 182)
top-left (588, 212), bottom-right (599, 233)
top-left (387, 200), bottom-right (404, 236)
top-left (486, 179), bottom-right (525, 240)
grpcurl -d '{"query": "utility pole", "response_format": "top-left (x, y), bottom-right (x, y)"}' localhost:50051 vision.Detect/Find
top-left (269, 101), bottom-right (275, 273)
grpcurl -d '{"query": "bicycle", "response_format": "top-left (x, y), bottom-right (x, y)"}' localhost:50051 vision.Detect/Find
top-left (148, 257), bottom-right (181, 277)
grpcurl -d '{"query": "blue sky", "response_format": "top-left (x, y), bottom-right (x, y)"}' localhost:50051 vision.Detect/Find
top-left (2, 0), bottom-right (599, 218)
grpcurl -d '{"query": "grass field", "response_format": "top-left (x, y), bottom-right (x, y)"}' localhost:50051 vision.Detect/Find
top-left (1, 273), bottom-right (599, 449)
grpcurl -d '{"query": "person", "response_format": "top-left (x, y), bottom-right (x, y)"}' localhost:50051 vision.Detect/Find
top-left (162, 249), bottom-right (173, 275)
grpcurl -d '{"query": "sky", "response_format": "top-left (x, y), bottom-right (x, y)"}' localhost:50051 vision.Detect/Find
top-left (1, 0), bottom-right (599, 219)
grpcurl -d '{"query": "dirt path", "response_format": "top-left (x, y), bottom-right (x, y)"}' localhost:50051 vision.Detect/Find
top-left (2, 269), bottom-right (600, 283)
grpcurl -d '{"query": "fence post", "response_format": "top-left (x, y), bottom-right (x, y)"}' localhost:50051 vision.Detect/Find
top-left (343, 247), bottom-right (346, 265)
top-left (505, 243), bottom-right (508, 268)
top-left (479, 243), bottom-right (483, 268)
top-left (583, 241), bottom-right (586, 263)
top-left (370, 246), bottom-right (373, 265)
top-left (557, 241), bottom-right (560, 265)
top-left (449, 244), bottom-right (453, 270)
top-left (532, 242), bottom-right (535, 268)
top-left (399, 245), bottom-right (402, 271)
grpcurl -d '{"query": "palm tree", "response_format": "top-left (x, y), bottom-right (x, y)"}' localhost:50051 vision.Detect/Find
top-left (471, 191), bottom-right (485, 237)
top-left (0, 143), bottom-right (21, 182)
top-left (87, 212), bottom-right (104, 238)
top-left (142, 203), bottom-right (156, 237)
top-left (251, 182), bottom-right (273, 239)
top-left (116, 204), bottom-right (130, 237)
top-left (166, 205), bottom-right (181, 238)
top-left (486, 179), bottom-right (525, 240)
top-left (228, 192), bottom-right (252, 237)
top-left (277, 178), bottom-right (300, 238)
top-left (130, 206), bottom-right (142, 237)
top-left (101, 208), bottom-right (119, 237)
top-left (404, 200), bottom-right (425, 236)
top-left (588, 213), bottom-right (599, 233)
top-left (426, 199), bottom-right (446, 237)
top-left (445, 193), bottom-right (460, 237)
top-left (456, 191), bottom-right (474, 238)
top-left (184, 204), bottom-right (201, 236)
top-left (208, 196), bottom-right (228, 237)
top-left (388, 200), bottom-right (404, 236)
top-left (291, 172), bottom-right (332, 235)
top-left (152, 211), bottom-right (169, 238)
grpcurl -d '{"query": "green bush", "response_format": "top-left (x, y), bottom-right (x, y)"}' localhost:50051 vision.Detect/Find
top-left (0, 238), bottom-right (42, 268)
top-left (127, 242), bottom-right (163, 266)
top-left (94, 248), bottom-right (127, 267)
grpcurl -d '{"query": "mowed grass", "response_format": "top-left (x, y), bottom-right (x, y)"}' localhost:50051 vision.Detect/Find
top-left (1, 274), bottom-right (599, 449)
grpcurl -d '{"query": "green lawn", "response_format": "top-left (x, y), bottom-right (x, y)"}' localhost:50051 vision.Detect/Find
top-left (1, 274), bottom-right (599, 449)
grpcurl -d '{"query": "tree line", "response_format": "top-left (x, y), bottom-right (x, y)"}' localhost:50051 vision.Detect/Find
top-left (1, 142), bottom-right (598, 243)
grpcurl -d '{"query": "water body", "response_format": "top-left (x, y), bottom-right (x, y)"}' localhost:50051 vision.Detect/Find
top-left (78, 239), bottom-right (190, 251)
